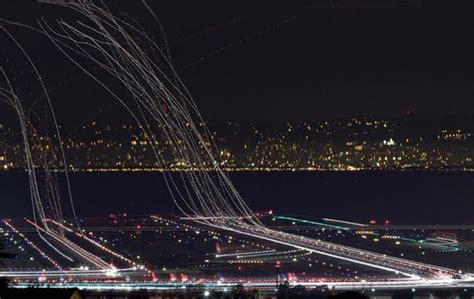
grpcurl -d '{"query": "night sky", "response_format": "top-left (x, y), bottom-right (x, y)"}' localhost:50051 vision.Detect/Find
top-left (1, 0), bottom-right (473, 124)
top-left (0, 1), bottom-right (473, 221)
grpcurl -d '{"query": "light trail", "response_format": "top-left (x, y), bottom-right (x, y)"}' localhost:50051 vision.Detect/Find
top-left (216, 248), bottom-right (306, 260)
top-left (36, 0), bottom-right (266, 234)
top-left (3, 220), bottom-right (62, 269)
top-left (178, 16), bottom-right (296, 71)
top-left (322, 218), bottom-right (368, 227)
top-left (234, 249), bottom-right (306, 260)
top-left (215, 249), bottom-right (276, 258)
top-left (274, 216), bottom-right (351, 231)
top-left (0, 26), bottom-right (81, 234)
top-left (3, 2), bottom-right (465, 288)
top-left (204, 221), bottom-right (467, 280)
top-left (25, 219), bottom-right (112, 270)
top-left (0, 32), bottom-right (88, 271)
top-left (0, 268), bottom-right (138, 279)
top-left (17, 0), bottom-right (466, 283)
top-left (427, 237), bottom-right (459, 247)
top-left (0, 68), bottom-right (78, 262)
top-left (48, 219), bottom-right (155, 277)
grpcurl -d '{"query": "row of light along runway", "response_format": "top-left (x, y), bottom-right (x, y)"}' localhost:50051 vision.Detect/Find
top-left (9, 278), bottom-right (474, 292)
top-left (1, 214), bottom-right (473, 290)
top-left (186, 214), bottom-right (474, 282)
top-left (1, 218), bottom-right (152, 280)
top-left (203, 222), bottom-right (470, 280)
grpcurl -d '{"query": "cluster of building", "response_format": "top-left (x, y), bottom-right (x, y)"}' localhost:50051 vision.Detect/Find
top-left (0, 115), bottom-right (473, 171)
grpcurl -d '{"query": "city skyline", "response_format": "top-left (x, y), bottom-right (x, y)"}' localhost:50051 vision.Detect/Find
top-left (1, 114), bottom-right (473, 172)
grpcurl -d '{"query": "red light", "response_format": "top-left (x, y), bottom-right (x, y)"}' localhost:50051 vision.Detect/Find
top-left (123, 213), bottom-right (128, 217)
top-left (369, 220), bottom-right (376, 225)
top-left (385, 220), bottom-right (390, 224)
top-left (136, 225), bottom-right (141, 229)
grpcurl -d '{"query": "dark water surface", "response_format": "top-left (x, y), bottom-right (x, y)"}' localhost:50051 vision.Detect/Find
top-left (1, 171), bottom-right (473, 224)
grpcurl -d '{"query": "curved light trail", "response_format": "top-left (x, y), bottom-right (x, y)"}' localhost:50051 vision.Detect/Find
top-left (0, 0), bottom-right (470, 286)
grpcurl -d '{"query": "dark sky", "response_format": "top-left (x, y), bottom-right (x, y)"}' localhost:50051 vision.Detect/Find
top-left (1, 0), bottom-right (473, 124)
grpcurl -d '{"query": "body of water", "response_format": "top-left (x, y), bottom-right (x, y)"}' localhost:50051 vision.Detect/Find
top-left (0, 171), bottom-right (473, 224)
